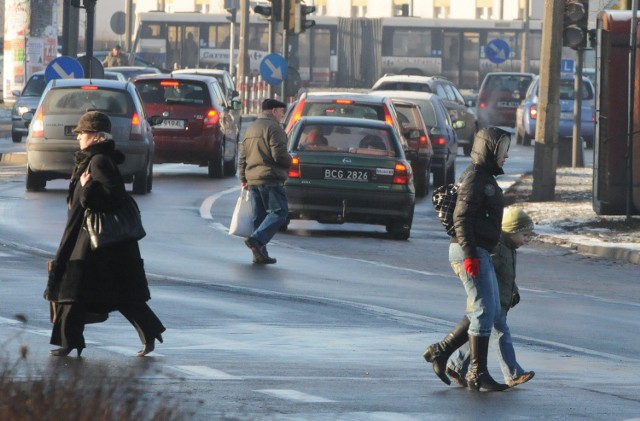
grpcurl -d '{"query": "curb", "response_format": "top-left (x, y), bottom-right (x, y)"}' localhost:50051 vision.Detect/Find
top-left (537, 234), bottom-right (640, 265)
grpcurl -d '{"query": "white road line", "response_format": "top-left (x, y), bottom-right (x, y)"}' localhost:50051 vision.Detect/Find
top-left (171, 365), bottom-right (241, 380)
top-left (199, 186), bottom-right (239, 219)
top-left (256, 389), bottom-right (335, 403)
top-left (101, 345), bottom-right (165, 357)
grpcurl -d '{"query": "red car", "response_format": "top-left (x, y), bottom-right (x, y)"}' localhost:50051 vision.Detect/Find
top-left (133, 74), bottom-right (241, 177)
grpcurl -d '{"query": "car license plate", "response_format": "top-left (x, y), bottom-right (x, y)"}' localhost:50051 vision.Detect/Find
top-left (324, 168), bottom-right (369, 182)
top-left (156, 119), bottom-right (185, 129)
top-left (497, 101), bottom-right (520, 108)
top-left (560, 112), bottom-right (573, 120)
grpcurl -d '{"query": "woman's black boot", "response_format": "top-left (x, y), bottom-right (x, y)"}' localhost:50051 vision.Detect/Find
top-left (50, 347), bottom-right (83, 357)
top-left (466, 335), bottom-right (508, 392)
top-left (423, 316), bottom-right (470, 385)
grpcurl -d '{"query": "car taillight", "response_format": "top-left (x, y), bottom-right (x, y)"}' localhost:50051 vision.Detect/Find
top-left (419, 135), bottom-right (429, 145)
top-left (430, 136), bottom-right (446, 147)
top-left (384, 106), bottom-right (394, 126)
top-left (130, 111), bottom-right (143, 141)
top-left (204, 109), bottom-right (220, 127)
top-left (529, 105), bottom-right (538, 120)
top-left (31, 108), bottom-right (44, 138)
top-left (392, 162), bottom-right (409, 185)
top-left (288, 157), bottom-right (300, 178)
top-left (286, 99), bottom-right (306, 132)
top-left (479, 102), bottom-right (487, 109)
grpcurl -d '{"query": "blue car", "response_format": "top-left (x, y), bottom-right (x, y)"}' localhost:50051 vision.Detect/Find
top-left (515, 75), bottom-right (596, 148)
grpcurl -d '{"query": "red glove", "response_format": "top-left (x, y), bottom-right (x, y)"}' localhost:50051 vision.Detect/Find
top-left (464, 258), bottom-right (480, 277)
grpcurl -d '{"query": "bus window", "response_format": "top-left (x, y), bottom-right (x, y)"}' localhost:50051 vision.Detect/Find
top-left (461, 32), bottom-right (480, 88)
top-left (249, 26), bottom-right (269, 51)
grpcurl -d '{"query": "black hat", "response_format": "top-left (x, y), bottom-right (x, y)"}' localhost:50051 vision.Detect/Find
top-left (72, 111), bottom-right (112, 134)
top-left (262, 98), bottom-right (287, 110)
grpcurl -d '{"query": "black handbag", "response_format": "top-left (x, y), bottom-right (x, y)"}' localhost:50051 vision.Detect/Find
top-left (432, 183), bottom-right (458, 237)
top-left (84, 194), bottom-right (146, 250)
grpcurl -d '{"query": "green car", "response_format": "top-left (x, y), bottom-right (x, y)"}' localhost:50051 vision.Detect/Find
top-left (285, 116), bottom-right (415, 240)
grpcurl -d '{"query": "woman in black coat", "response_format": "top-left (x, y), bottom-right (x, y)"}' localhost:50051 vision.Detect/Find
top-left (45, 111), bottom-right (165, 357)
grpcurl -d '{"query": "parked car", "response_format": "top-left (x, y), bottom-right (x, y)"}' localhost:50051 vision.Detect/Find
top-left (387, 99), bottom-right (433, 197)
top-left (11, 71), bottom-right (47, 143)
top-left (25, 79), bottom-right (159, 193)
top-left (171, 68), bottom-right (242, 129)
top-left (373, 90), bottom-right (460, 187)
top-left (133, 73), bottom-right (240, 177)
top-left (476, 71), bottom-right (535, 130)
top-left (107, 66), bottom-right (162, 81)
top-left (285, 116), bottom-right (415, 239)
top-left (515, 75), bottom-right (596, 148)
top-left (103, 71), bottom-right (127, 81)
top-left (371, 74), bottom-right (477, 155)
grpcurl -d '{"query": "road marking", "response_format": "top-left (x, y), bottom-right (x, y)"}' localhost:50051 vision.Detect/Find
top-left (172, 365), bottom-right (241, 380)
top-left (200, 186), bottom-right (238, 219)
top-left (101, 345), bottom-right (165, 357)
top-left (256, 389), bottom-right (335, 403)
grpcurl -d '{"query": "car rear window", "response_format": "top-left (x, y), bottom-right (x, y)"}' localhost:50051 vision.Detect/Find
top-left (303, 102), bottom-right (385, 121)
top-left (376, 82), bottom-right (433, 93)
top-left (23, 74), bottom-right (47, 96)
top-left (559, 79), bottom-right (594, 100)
top-left (294, 124), bottom-right (397, 157)
top-left (393, 103), bottom-right (423, 131)
top-left (41, 87), bottom-right (133, 116)
top-left (483, 75), bottom-right (532, 95)
top-left (135, 80), bottom-right (211, 106)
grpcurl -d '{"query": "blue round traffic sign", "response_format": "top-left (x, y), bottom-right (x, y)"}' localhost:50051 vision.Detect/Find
top-left (260, 53), bottom-right (288, 86)
top-left (484, 39), bottom-right (510, 65)
top-left (45, 56), bottom-right (84, 83)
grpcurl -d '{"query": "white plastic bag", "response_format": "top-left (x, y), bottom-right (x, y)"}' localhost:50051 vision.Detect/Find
top-left (229, 189), bottom-right (253, 237)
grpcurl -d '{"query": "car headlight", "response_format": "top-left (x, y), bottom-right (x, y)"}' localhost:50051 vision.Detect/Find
top-left (17, 106), bottom-right (30, 115)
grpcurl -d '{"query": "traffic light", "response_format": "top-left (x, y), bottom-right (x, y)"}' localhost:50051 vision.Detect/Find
top-left (295, 2), bottom-right (316, 33)
top-left (563, 0), bottom-right (589, 50)
top-left (254, 0), bottom-right (282, 21)
top-left (284, 0), bottom-right (297, 33)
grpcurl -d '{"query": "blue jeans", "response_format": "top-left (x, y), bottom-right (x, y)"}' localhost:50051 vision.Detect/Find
top-left (447, 311), bottom-right (526, 382)
top-left (248, 184), bottom-right (288, 247)
top-left (448, 242), bottom-right (500, 337)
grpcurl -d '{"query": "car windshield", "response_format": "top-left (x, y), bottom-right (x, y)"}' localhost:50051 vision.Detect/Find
top-left (41, 87), bottom-right (133, 116)
top-left (294, 124), bottom-right (397, 157)
top-left (135, 80), bottom-right (211, 106)
top-left (23, 74), bottom-right (47, 96)
top-left (303, 102), bottom-right (384, 120)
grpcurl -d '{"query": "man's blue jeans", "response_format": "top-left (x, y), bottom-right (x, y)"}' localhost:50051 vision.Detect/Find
top-left (448, 242), bottom-right (500, 337)
top-left (248, 184), bottom-right (288, 247)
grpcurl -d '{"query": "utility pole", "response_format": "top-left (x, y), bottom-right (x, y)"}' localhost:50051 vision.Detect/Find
top-left (237, 0), bottom-right (250, 92)
top-left (531, 0), bottom-right (563, 201)
top-left (520, 0), bottom-right (530, 73)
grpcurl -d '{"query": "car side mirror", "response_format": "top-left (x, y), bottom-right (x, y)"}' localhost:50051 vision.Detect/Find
top-left (452, 120), bottom-right (466, 130)
top-left (403, 129), bottom-right (422, 140)
top-left (231, 90), bottom-right (240, 98)
top-left (231, 99), bottom-right (242, 110)
top-left (22, 112), bottom-right (34, 128)
top-left (148, 115), bottom-right (164, 126)
top-left (465, 98), bottom-right (476, 108)
top-left (12, 90), bottom-right (21, 97)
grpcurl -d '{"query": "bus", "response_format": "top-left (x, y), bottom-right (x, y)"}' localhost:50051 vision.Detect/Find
top-left (132, 12), bottom-right (542, 92)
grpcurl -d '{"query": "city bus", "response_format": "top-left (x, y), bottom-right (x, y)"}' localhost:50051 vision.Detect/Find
top-left (132, 11), bottom-right (542, 91)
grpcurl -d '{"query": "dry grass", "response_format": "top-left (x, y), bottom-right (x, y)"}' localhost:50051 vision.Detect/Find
top-left (0, 315), bottom-right (192, 421)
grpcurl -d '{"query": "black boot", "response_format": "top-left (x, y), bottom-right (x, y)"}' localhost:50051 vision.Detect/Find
top-left (423, 316), bottom-right (470, 385)
top-left (466, 335), bottom-right (509, 392)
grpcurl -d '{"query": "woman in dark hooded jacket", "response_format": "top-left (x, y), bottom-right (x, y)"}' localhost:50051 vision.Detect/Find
top-left (422, 127), bottom-right (511, 392)
top-left (45, 111), bottom-right (165, 357)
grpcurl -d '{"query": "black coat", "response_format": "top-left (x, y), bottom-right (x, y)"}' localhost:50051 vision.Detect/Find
top-left (47, 140), bottom-right (151, 309)
top-left (453, 127), bottom-right (510, 259)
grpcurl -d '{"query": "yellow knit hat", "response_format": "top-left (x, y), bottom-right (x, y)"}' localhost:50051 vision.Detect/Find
top-left (502, 207), bottom-right (534, 234)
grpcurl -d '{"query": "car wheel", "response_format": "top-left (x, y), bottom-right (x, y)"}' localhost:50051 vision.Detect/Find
top-left (515, 128), bottom-right (524, 145)
top-left (223, 141), bottom-right (238, 176)
top-left (26, 167), bottom-right (46, 192)
top-left (278, 216), bottom-right (290, 232)
top-left (462, 143), bottom-right (472, 156)
top-left (523, 131), bottom-right (533, 147)
top-left (386, 218), bottom-right (412, 240)
top-left (445, 160), bottom-right (456, 185)
top-left (132, 164), bottom-right (150, 195)
top-left (12, 132), bottom-right (22, 143)
top-left (146, 164), bottom-right (154, 192)
top-left (208, 142), bottom-right (224, 178)
top-left (433, 166), bottom-right (446, 188)
top-left (414, 170), bottom-right (428, 198)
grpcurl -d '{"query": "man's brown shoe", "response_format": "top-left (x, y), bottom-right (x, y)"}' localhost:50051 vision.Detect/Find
top-left (507, 371), bottom-right (535, 387)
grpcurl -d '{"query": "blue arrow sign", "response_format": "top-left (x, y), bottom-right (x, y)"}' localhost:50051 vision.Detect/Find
top-left (260, 53), bottom-right (288, 85)
top-left (45, 56), bottom-right (84, 83)
top-left (484, 39), bottom-right (510, 64)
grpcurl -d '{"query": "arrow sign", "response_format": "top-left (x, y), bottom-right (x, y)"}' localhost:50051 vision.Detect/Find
top-left (45, 56), bottom-right (84, 83)
top-left (260, 53), bottom-right (288, 86)
top-left (484, 39), bottom-right (510, 65)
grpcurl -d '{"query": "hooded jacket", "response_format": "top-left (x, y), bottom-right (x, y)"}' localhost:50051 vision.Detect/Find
top-left (239, 111), bottom-right (292, 185)
top-left (453, 127), bottom-right (510, 259)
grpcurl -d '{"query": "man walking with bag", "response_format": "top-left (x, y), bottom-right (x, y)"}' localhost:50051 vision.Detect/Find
top-left (239, 98), bottom-right (292, 264)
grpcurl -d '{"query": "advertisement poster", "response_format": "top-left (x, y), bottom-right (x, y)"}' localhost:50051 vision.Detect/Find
top-left (3, 0), bottom-right (30, 101)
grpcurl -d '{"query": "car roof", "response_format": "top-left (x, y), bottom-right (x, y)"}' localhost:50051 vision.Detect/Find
top-left (369, 90), bottom-right (437, 102)
top-left (108, 66), bottom-right (160, 71)
top-left (133, 73), bottom-right (220, 84)
top-left (172, 69), bottom-right (230, 76)
top-left (48, 78), bottom-right (132, 89)
top-left (373, 74), bottom-right (448, 84)
top-left (301, 91), bottom-right (392, 104)
top-left (483, 72), bottom-right (535, 78)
